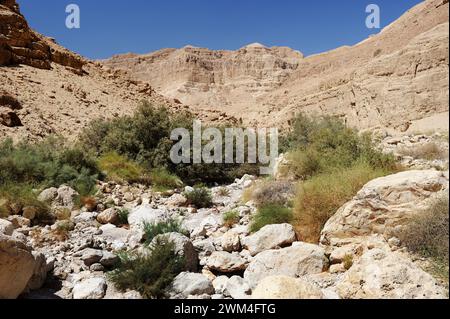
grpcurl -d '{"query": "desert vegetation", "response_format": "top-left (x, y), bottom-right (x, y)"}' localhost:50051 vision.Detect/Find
top-left (108, 239), bottom-right (185, 298)
top-left (399, 193), bottom-right (449, 283)
top-left (242, 114), bottom-right (400, 242)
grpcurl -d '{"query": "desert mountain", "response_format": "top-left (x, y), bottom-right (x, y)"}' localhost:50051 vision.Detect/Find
top-left (0, 0), bottom-right (230, 142)
top-left (104, 0), bottom-right (449, 133)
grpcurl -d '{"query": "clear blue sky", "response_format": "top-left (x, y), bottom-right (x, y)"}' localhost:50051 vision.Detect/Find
top-left (18, 0), bottom-right (423, 60)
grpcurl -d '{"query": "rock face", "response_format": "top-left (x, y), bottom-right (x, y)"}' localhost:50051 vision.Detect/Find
top-left (0, 234), bottom-right (42, 299)
top-left (336, 249), bottom-right (447, 299)
top-left (252, 275), bottom-right (324, 299)
top-left (104, 0), bottom-right (449, 133)
top-left (244, 242), bottom-right (328, 289)
top-left (321, 170), bottom-right (449, 245)
top-left (241, 223), bottom-right (297, 256)
top-left (0, 0), bottom-right (84, 70)
top-left (104, 44), bottom-right (303, 116)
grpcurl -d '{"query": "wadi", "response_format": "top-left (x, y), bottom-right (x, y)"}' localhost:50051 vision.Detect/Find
top-left (0, 0), bottom-right (449, 301)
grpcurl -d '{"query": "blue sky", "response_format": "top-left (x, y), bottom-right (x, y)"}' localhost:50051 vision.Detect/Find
top-left (18, 0), bottom-right (423, 60)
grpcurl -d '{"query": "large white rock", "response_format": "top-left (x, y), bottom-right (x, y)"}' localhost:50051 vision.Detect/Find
top-left (128, 204), bottom-right (168, 229)
top-left (0, 219), bottom-right (14, 236)
top-left (221, 230), bottom-right (241, 252)
top-left (244, 242), bottom-right (328, 289)
top-left (252, 275), bottom-right (324, 299)
top-left (72, 277), bottom-right (107, 299)
top-left (170, 272), bottom-right (214, 297)
top-left (223, 276), bottom-right (251, 299)
top-left (0, 234), bottom-right (36, 299)
top-left (241, 223), bottom-right (297, 256)
top-left (336, 248), bottom-right (447, 299)
top-left (321, 170), bottom-right (449, 245)
top-left (206, 251), bottom-right (247, 273)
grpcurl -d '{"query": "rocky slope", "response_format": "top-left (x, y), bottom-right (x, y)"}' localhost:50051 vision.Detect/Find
top-left (0, 0), bottom-right (234, 142)
top-left (104, 0), bottom-right (449, 133)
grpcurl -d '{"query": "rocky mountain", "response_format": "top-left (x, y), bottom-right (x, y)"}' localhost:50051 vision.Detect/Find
top-left (104, 0), bottom-right (449, 133)
top-left (0, 0), bottom-right (231, 142)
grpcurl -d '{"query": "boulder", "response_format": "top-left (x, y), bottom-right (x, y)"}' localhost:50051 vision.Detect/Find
top-left (81, 248), bottom-right (103, 267)
top-left (152, 232), bottom-right (198, 272)
top-left (170, 272), bottom-right (214, 297)
top-left (321, 170), bottom-right (449, 245)
top-left (206, 251), bottom-right (247, 273)
top-left (72, 277), bottom-right (107, 299)
top-left (223, 276), bottom-right (251, 299)
top-left (165, 194), bottom-right (187, 207)
top-left (244, 242), bottom-right (328, 289)
top-left (221, 230), bottom-right (241, 252)
top-left (252, 276), bottom-right (324, 299)
top-left (54, 185), bottom-right (79, 210)
top-left (99, 251), bottom-right (119, 268)
top-left (336, 248), bottom-right (447, 299)
top-left (0, 219), bottom-right (14, 236)
top-left (0, 234), bottom-right (36, 299)
top-left (96, 208), bottom-right (119, 225)
top-left (241, 223), bottom-right (297, 256)
top-left (128, 204), bottom-right (168, 229)
top-left (37, 187), bottom-right (58, 203)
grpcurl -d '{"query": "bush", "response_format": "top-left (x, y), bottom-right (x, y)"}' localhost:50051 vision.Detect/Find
top-left (0, 137), bottom-right (99, 196)
top-left (184, 187), bottom-right (213, 208)
top-left (150, 168), bottom-right (183, 191)
top-left (143, 219), bottom-right (188, 244)
top-left (223, 210), bottom-right (240, 228)
top-left (251, 180), bottom-right (295, 208)
top-left (217, 187), bottom-right (230, 197)
top-left (79, 101), bottom-right (258, 185)
top-left (399, 194), bottom-right (449, 282)
top-left (397, 142), bottom-right (448, 161)
top-left (293, 163), bottom-right (387, 243)
top-left (0, 184), bottom-right (52, 224)
top-left (280, 114), bottom-right (398, 179)
top-left (250, 204), bottom-right (293, 233)
top-left (108, 238), bottom-right (185, 299)
top-left (98, 152), bottom-right (149, 185)
top-left (117, 208), bottom-right (130, 226)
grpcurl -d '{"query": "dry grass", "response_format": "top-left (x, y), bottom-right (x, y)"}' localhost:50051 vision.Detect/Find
top-left (397, 142), bottom-right (448, 161)
top-left (293, 163), bottom-right (387, 243)
top-left (399, 193), bottom-right (449, 284)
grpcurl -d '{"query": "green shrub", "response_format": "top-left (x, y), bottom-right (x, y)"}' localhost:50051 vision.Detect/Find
top-left (223, 210), bottom-right (240, 228)
top-left (79, 101), bottom-right (258, 185)
top-left (98, 152), bottom-right (149, 185)
top-left (250, 204), bottom-right (293, 233)
top-left (150, 168), bottom-right (183, 191)
top-left (280, 114), bottom-right (398, 179)
top-left (143, 219), bottom-right (188, 244)
top-left (217, 187), bottom-right (230, 197)
top-left (117, 208), bottom-right (130, 226)
top-left (293, 163), bottom-right (387, 243)
top-left (108, 238), bottom-right (185, 299)
top-left (184, 187), bottom-right (213, 208)
top-left (399, 194), bottom-right (449, 282)
top-left (0, 137), bottom-right (99, 196)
